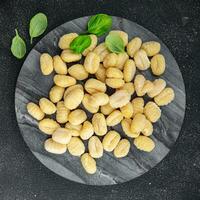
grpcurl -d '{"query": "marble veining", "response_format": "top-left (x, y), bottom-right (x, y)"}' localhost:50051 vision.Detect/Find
top-left (15, 16), bottom-right (186, 185)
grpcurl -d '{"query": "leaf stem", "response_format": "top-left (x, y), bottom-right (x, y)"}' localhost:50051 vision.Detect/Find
top-left (15, 29), bottom-right (19, 37)
top-left (30, 37), bottom-right (33, 44)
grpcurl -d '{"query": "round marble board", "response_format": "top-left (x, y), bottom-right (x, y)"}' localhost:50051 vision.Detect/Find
top-left (15, 16), bottom-right (186, 185)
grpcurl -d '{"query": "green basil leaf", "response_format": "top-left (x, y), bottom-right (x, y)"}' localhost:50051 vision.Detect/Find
top-left (29, 12), bottom-right (48, 44)
top-left (88, 14), bottom-right (112, 36)
top-left (105, 33), bottom-right (125, 53)
top-left (70, 35), bottom-right (91, 53)
top-left (11, 29), bottom-right (26, 59)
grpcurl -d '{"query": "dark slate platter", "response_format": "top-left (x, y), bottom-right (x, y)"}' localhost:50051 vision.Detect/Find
top-left (15, 16), bottom-right (186, 185)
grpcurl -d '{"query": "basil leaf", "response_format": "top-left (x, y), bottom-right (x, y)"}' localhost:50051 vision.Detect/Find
top-left (29, 12), bottom-right (47, 44)
top-left (70, 35), bottom-right (91, 53)
top-left (105, 33), bottom-right (125, 54)
top-left (88, 14), bottom-right (112, 36)
top-left (11, 29), bottom-right (26, 59)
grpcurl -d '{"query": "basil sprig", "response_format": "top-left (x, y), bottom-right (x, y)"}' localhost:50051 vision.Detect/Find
top-left (87, 14), bottom-right (112, 36)
top-left (105, 33), bottom-right (125, 53)
top-left (70, 35), bottom-right (91, 53)
top-left (29, 13), bottom-right (48, 44)
top-left (11, 29), bottom-right (26, 59)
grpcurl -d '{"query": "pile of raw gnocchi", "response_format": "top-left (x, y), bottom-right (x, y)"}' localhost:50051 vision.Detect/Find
top-left (27, 30), bottom-right (175, 174)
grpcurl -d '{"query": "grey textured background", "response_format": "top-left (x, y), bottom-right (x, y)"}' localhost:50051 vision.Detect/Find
top-left (0, 0), bottom-right (200, 199)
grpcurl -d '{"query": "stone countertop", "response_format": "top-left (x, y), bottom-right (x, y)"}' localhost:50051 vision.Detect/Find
top-left (0, 0), bottom-right (200, 199)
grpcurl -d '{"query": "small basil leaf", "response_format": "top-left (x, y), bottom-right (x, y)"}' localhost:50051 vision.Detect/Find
top-left (105, 33), bottom-right (125, 54)
top-left (11, 29), bottom-right (26, 59)
top-left (70, 35), bottom-right (91, 53)
top-left (29, 12), bottom-right (48, 44)
top-left (88, 14), bottom-right (112, 36)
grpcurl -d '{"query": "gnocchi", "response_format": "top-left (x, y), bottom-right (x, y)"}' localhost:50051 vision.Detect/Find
top-left (68, 137), bottom-right (85, 156)
top-left (102, 131), bottom-right (121, 152)
top-left (39, 98), bottom-right (56, 115)
top-left (84, 52), bottom-right (100, 74)
top-left (53, 55), bottom-right (67, 75)
top-left (81, 153), bottom-right (97, 174)
top-left (52, 128), bottom-right (72, 144)
top-left (56, 101), bottom-right (69, 123)
top-left (88, 136), bottom-right (103, 158)
top-left (44, 138), bottom-right (67, 154)
top-left (40, 53), bottom-right (54, 75)
top-left (134, 136), bottom-right (155, 152)
top-left (27, 102), bottom-right (44, 120)
top-left (39, 118), bottom-right (60, 135)
top-left (114, 139), bottom-right (130, 158)
top-left (68, 64), bottom-right (88, 80)
top-left (106, 110), bottom-right (123, 126)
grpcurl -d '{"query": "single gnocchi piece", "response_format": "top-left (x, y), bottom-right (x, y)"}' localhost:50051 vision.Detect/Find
top-left (102, 131), bottom-right (121, 152)
top-left (141, 41), bottom-right (161, 57)
top-left (120, 102), bottom-right (134, 118)
top-left (93, 43), bottom-right (110, 62)
top-left (58, 33), bottom-right (78, 49)
top-left (49, 85), bottom-right (65, 103)
top-left (134, 74), bottom-right (153, 96)
top-left (142, 119), bottom-right (153, 136)
top-left (84, 78), bottom-right (106, 94)
top-left (92, 113), bottom-right (107, 136)
top-left (144, 101), bottom-right (161, 123)
top-left (52, 128), bottom-right (72, 144)
top-left (95, 64), bottom-right (106, 82)
top-left (82, 94), bottom-right (99, 113)
top-left (68, 109), bottom-right (87, 125)
top-left (151, 54), bottom-right (166, 75)
top-left (115, 52), bottom-right (129, 70)
top-left (154, 87), bottom-right (175, 106)
top-left (80, 121), bottom-right (94, 140)
top-left (100, 103), bottom-right (114, 115)
top-left (120, 82), bottom-right (135, 96)
top-left (61, 49), bottom-right (82, 63)
top-left (147, 79), bottom-right (166, 98)
top-left (84, 52), bottom-right (100, 74)
top-left (88, 136), bottom-right (103, 158)
top-left (106, 67), bottom-right (123, 79)
top-left (123, 59), bottom-right (136, 82)
top-left (68, 137), bottom-right (85, 156)
top-left (106, 78), bottom-right (125, 89)
top-left (81, 153), bottom-right (97, 174)
top-left (40, 53), bottom-right (54, 75)
top-left (53, 55), bottom-right (67, 75)
top-left (64, 88), bottom-right (84, 110)
top-left (121, 118), bottom-right (140, 138)
top-left (54, 75), bottom-right (76, 88)
top-left (114, 139), bottom-right (130, 158)
top-left (44, 138), bottom-right (67, 154)
top-left (109, 89), bottom-right (131, 108)
top-left (27, 102), bottom-right (44, 120)
top-left (127, 37), bottom-right (142, 58)
top-left (82, 34), bottom-right (98, 56)
top-left (88, 92), bottom-right (109, 107)
top-left (39, 98), bottom-right (56, 115)
top-left (63, 84), bottom-right (83, 99)
top-left (132, 97), bottom-right (144, 116)
top-left (106, 110), bottom-right (123, 126)
top-left (56, 101), bottom-right (69, 124)
top-left (109, 30), bottom-right (128, 46)
top-left (65, 122), bottom-right (82, 136)
top-left (39, 118), bottom-right (60, 135)
top-left (134, 136), bottom-right (155, 152)
top-left (131, 113), bottom-right (146, 134)
top-left (103, 53), bottom-right (118, 68)
top-left (134, 49), bottom-right (150, 70)
top-left (68, 64), bottom-right (88, 80)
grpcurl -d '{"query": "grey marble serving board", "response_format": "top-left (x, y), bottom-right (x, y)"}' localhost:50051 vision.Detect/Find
top-left (15, 16), bottom-right (186, 185)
